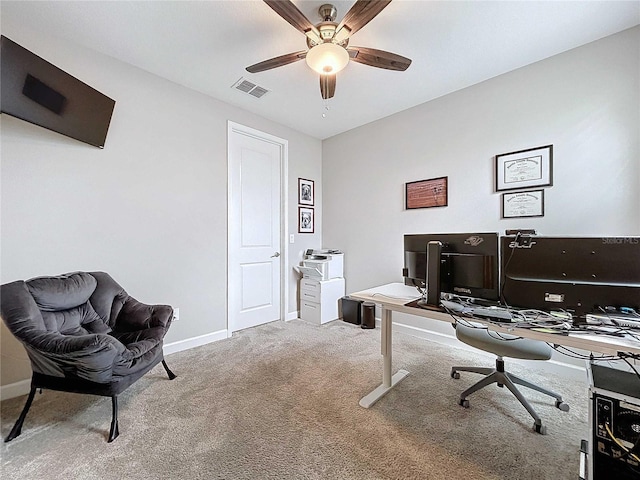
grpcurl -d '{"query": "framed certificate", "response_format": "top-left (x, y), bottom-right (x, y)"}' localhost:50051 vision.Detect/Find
top-left (502, 190), bottom-right (544, 218)
top-left (495, 145), bottom-right (552, 191)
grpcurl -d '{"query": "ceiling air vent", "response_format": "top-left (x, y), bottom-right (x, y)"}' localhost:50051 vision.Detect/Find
top-left (249, 86), bottom-right (268, 98)
top-left (232, 78), bottom-right (269, 99)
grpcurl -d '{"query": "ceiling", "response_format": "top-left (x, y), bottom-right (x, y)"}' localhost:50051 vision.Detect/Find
top-left (2, 1), bottom-right (639, 140)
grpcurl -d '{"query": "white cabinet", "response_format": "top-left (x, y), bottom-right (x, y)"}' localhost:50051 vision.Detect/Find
top-left (299, 277), bottom-right (345, 324)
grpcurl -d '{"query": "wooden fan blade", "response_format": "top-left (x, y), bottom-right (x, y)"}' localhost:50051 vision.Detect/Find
top-left (347, 46), bottom-right (411, 71)
top-left (263, 0), bottom-right (320, 37)
top-left (246, 51), bottom-right (307, 73)
top-left (320, 74), bottom-right (336, 100)
top-left (336, 0), bottom-right (392, 37)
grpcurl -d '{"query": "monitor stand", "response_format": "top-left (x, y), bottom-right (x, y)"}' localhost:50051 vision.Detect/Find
top-left (409, 297), bottom-right (444, 312)
top-left (417, 298), bottom-right (444, 311)
top-left (422, 240), bottom-right (443, 310)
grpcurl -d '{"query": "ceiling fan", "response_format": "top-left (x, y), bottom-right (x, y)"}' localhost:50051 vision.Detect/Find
top-left (246, 0), bottom-right (412, 100)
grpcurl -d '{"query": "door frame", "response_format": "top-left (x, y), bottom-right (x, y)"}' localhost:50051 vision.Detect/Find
top-left (227, 121), bottom-right (289, 336)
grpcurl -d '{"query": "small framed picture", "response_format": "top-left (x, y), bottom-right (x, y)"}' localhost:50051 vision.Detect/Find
top-left (495, 145), bottom-right (553, 191)
top-left (298, 207), bottom-right (314, 233)
top-left (298, 178), bottom-right (314, 206)
top-left (502, 190), bottom-right (545, 218)
top-left (405, 176), bottom-right (448, 209)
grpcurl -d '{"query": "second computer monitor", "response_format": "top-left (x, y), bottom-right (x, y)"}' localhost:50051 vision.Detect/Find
top-left (404, 233), bottom-right (500, 307)
top-left (500, 236), bottom-right (640, 318)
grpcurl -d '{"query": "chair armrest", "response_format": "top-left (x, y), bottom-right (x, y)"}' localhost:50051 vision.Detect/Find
top-left (25, 332), bottom-right (126, 383)
top-left (28, 331), bottom-right (123, 354)
top-left (115, 297), bottom-right (173, 332)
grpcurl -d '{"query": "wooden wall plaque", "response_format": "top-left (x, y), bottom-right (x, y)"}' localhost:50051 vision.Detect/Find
top-left (406, 177), bottom-right (448, 209)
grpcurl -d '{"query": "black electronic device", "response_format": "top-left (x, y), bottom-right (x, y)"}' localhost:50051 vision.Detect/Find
top-left (1, 35), bottom-right (115, 148)
top-left (588, 364), bottom-right (640, 479)
top-left (340, 296), bottom-right (362, 325)
top-left (500, 236), bottom-right (640, 321)
top-left (403, 233), bottom-right (500, 309)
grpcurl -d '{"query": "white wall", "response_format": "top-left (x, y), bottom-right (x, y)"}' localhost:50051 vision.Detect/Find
top-left (0, 22), bottom-right (322, 388)
top-left (322, 26), bottom-right (639, 362)
top-left (323, 26), bottom-right (640, 295)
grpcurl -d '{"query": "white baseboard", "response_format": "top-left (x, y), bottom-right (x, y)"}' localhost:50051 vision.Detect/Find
top-left (286, 311), bottom-right (299, 321)
top-left (163, 329), bottom-right (228, 356)
top-left (0, 378), bottom-right (31, 401)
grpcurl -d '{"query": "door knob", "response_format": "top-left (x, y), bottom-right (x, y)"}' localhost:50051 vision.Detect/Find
top-left (271, 252), bottom-right (280, 258)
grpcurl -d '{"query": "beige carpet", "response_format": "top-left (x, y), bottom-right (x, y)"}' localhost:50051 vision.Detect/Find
top-left (1, 319), bottom-right (589, 479)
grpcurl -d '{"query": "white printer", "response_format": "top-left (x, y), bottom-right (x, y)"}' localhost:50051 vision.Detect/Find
top-left (296, 249), bottom-right (345, 325)
top-left (297, 249), bottom-right (344, 281)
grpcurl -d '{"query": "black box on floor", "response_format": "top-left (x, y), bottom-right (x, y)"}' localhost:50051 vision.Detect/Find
top-left (340, 296), bottom-right (362, 325)
top-left (361, 301), bottom-right (376, 329)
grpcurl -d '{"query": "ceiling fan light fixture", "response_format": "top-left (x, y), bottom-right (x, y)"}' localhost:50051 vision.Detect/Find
top-left (305, 42), bottom-right (349, 75)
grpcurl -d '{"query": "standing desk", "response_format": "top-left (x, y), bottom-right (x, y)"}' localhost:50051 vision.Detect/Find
top-left (349, 283), bottom-right (640, 408)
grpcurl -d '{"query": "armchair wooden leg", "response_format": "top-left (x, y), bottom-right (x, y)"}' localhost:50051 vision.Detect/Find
top-left (5, 385), bottom-right (37, 442)
top-left (161, 359), bottom-right (177, 380)
top-left (108, 396), bottom-right (119, 443)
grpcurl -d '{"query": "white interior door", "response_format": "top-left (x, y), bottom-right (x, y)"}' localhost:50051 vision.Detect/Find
top-left (228, 122), bottom-right (287, 333)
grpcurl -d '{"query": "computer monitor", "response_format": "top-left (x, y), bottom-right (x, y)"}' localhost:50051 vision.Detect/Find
top-left (500, 236), bottom-right (640, 320)
top-left (403, 233), bottom-right (500, 308)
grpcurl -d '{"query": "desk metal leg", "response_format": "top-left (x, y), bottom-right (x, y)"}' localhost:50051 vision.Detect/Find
top-left (359, 307), bottom-right (410, 408)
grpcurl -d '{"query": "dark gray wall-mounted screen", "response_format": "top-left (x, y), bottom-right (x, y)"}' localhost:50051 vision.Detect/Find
top-left (1, 36), bottom-right (115, 148)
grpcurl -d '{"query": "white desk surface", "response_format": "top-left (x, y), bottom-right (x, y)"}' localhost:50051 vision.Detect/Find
top-left (349, 282), bottom-right (640, 357)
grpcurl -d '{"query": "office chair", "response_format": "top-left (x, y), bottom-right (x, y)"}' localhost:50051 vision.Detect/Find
top-left (450, 322), bottom-right (569, 434)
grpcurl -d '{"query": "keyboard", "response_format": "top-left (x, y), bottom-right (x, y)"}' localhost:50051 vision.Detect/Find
top-left (611, 317), bottom-right (640, 329)
top-left (586, 313), bottom-right (640, 329)
top-left (439, 300), bottom-right (514, 322)
top-left (471, 307), bottom-right (513, 322)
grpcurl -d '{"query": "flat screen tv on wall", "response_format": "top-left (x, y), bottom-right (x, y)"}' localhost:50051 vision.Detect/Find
top-left (0, 35), bottom-right (115, 148)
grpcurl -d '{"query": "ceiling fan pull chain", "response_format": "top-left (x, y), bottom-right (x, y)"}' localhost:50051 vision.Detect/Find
top-left (322, 100), bottom-right (331, 118)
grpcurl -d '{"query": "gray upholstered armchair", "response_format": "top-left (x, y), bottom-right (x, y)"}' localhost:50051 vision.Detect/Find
top-left (0, 271), bottom-right (176, 442)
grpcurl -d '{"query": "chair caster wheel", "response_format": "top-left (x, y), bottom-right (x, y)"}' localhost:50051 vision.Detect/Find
top-left (459, 399), bottom-right (470, 408)
top-left (555, 400), bottom-right (570, 412)
top-left (451, 370), bottom-right (460, 379)
top-left (534, 423), bottom-right (547, 435)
